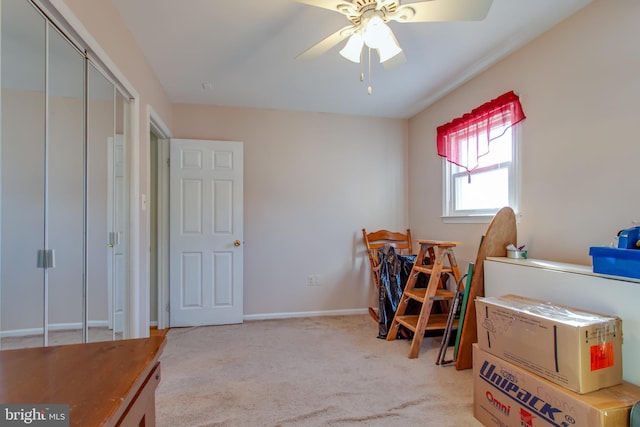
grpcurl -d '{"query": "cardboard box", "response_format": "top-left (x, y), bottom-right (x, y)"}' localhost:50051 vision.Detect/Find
top-left (474, 345), bottom-right (640, 427)
top-left (476, 295), bottom-right (622, 394)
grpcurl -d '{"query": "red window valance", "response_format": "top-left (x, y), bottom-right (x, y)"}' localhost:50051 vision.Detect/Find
top-left (436, 90), bottom-right (526, 173)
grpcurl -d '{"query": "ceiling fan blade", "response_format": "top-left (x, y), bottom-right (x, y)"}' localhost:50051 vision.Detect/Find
top-left (296, 25), bottom-right (354, 61)
top-left (296, 0), bottom-right (358, 16)
top-left (393, 0), bottom-right (493, 23)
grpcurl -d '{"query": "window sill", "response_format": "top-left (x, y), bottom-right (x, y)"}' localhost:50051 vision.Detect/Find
top-left (441, 215), bottom-right (495, 224)
top-left (442, 210), bottom-right (521, 224)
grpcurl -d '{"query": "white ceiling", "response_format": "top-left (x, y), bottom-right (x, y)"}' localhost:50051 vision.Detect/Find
top-left (111, 0), bottom-right (592, 119)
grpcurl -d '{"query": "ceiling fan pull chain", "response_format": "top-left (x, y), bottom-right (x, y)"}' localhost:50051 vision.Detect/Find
top-left (368, 47), bottom-right (373, 95)
top-left (360, 48), bottom-right (364, 82)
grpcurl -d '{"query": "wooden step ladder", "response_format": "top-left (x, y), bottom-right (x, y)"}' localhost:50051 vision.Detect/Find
top-left (386, 240), bottom-right (461, 359)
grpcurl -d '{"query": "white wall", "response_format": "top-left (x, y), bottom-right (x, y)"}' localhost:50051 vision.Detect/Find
top-left (408, 0), bottom-right (640, 268)
top-left (4, 0), bottom-right (408, 332)
top-left (172, 105), bottom-right (408, 316)
top-left (53, 0), bottom-right (640, 324)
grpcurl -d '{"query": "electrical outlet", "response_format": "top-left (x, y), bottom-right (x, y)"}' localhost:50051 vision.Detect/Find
top-left (306, 274), bottom-right (320, 286)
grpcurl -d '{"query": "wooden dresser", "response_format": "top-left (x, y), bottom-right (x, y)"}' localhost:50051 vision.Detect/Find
top-left (0, 336), bottom-right (166, 426)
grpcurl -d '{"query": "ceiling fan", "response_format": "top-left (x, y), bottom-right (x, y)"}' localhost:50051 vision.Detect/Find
top-left (296, 0), bottom-right (494, 64)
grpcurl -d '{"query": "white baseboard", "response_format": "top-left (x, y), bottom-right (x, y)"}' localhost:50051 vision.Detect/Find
top-left (243, 308), bottom-right (368, 322)
top-left (1, 320), bottom-right (110, 338)
top-left (2, 311), bottom-right (370, 337)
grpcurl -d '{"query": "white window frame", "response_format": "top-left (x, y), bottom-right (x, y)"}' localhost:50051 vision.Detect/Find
top-left (441, 125), bottom-right (521, 224)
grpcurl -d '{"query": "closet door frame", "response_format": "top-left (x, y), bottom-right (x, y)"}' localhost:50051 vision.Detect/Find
top-left (37, 0), bottom-right (142, 339)
top-left (0, 0), bottom-right (140, 347)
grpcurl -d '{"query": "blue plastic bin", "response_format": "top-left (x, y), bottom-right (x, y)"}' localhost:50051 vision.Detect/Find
top-left (589, 246), bottom-right (640, 279)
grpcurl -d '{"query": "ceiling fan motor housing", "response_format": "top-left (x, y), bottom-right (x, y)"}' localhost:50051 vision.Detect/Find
top-left (340, 0), bottom-right (400, 25)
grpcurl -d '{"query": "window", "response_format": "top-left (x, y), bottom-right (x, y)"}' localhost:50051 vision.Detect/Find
top-left (443, 125), bottom-right (518, 221)
top-left (437, 91), bottom-right (525, 222)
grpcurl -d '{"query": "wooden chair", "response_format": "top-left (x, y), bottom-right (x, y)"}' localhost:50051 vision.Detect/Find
top-left (362, 228), bottom-right (413, 322)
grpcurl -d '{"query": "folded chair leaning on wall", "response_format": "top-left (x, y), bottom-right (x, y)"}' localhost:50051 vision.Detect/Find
top-left (362, 229), bottom-right (413, 323)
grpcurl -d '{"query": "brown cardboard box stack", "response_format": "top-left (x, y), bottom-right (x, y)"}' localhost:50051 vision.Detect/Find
top-left (472, 294), bottom-right (640, 427)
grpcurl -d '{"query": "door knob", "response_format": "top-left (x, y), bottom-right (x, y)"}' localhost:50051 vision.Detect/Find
top-left (234, 240), bottom-right (241, 247)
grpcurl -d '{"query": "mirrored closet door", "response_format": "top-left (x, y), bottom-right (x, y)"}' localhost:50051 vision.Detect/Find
top-left (1, 0), bottom-right (130, 349)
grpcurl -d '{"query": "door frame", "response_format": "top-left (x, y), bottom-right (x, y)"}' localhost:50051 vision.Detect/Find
top-left (147, 106), bottom-right (171, 330)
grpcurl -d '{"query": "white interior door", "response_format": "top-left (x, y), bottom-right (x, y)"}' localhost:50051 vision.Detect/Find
top-left (169, 139), bottom-right (243, 327)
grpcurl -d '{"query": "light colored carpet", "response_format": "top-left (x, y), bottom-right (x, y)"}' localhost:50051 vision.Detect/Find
top-left (156, 314), bottom-right (482, 426)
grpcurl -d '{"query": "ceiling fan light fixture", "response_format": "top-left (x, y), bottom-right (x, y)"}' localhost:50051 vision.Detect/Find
top-left (339, 33), bottom-right (364, 63)
top-left (377, 36), bottom-right (402, 63)
top-left (359, 14), bottom-right (402, 63)
top-left (362, 15), bottom-right (392, 49)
